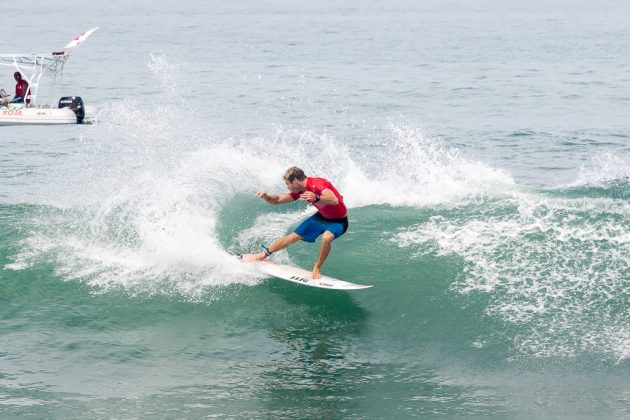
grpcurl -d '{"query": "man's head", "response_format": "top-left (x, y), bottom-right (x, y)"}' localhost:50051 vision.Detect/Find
top-left (14, 72), bottom-right (22, 81)
top-left (283, 166), bottom-right (307, 192)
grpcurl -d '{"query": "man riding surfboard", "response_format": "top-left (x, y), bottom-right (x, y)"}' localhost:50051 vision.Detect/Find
top-left (242, 166), bottom-right (348, 279)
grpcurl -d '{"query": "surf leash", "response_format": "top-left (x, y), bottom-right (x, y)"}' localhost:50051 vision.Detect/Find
top-left (261, 244), bottom-right (273, 257)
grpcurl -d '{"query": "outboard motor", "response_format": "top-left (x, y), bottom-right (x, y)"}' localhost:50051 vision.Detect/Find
top-left (58, 96), bottom-right (85, 124)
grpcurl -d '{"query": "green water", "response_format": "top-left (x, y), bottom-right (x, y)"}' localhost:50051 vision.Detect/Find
top-left (2, 188), bottom-right (628, 418)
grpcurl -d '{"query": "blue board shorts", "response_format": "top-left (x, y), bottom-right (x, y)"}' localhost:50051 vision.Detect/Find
top-left (294, 212), bottom-right (349, 243)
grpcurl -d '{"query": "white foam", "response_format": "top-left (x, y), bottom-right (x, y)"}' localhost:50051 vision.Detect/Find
top-left (3, 262), bottom-right (29, 270)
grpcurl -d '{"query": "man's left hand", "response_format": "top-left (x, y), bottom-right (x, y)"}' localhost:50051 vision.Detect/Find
top-left (300, 191), bottom-right (316, 202)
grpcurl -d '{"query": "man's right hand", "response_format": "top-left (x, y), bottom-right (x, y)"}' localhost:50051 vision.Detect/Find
top-left (256, 191), bottom-right (294, 205)
top-left (256, 190), bottom-right (269, 200)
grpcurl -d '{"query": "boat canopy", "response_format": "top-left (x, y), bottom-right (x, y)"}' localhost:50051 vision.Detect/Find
top-left (0, 27), bottom-right (98, 105)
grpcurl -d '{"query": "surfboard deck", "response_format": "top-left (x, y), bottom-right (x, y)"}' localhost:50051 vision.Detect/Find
top-left (239, 254), bottom-right (372, 290)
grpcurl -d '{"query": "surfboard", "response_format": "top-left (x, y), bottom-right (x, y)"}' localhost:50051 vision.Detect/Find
top-left (239, 254), bottom-right (372, 290)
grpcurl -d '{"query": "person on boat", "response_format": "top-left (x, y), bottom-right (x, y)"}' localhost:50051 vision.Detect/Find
top-left (245, 166), bottom-right (349, 279)
top-left (11, 72), bottom-right (30, 104)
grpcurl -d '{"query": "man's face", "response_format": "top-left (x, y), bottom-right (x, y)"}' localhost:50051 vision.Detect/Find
top-left (285, 179), bottom-right (304, 193)
top-left (14, 74), bottom-right (21, 81)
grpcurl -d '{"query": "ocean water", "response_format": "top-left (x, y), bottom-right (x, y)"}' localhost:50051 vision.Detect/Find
top-left (1, 0), bottom-right (629, 418)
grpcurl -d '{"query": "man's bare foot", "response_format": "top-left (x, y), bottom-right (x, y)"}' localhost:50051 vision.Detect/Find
top-left (241, 252), bottom-right (267, 262)
top-left (312, 266), bottom-right (321, 279)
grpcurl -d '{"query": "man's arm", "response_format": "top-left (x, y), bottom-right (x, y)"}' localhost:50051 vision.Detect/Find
top-left (256, 190), bottom-right (294, 205)
top-left (300, 188), bottom-right (338, 205)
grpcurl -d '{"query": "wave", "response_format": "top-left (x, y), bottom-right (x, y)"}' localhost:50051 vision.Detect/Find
top-left (394, 190), bottom-right (630, 362)
top-left (5, 57), bottom-right (516, 299)
top-left (3, 56), bottom-right (628, 363)
top-left (8, 120), bottom-right (511, 296)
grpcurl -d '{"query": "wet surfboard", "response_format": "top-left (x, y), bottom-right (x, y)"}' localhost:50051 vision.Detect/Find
top-left (239, 254), bottom-right (372, 290)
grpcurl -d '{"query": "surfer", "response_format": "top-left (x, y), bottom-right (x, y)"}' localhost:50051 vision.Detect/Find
top-left (248, 166), bottom-right (348, 279)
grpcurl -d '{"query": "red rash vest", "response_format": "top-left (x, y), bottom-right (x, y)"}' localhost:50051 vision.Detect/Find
top-left (15, 80), bottom-right (29, 99)
top-left (290, 177), bottom-right (347, 219)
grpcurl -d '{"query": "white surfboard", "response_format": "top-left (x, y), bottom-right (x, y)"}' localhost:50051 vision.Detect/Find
top-left (239, 254), bottom-right (372, 290)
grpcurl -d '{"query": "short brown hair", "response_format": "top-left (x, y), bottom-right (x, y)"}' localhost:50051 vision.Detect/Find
top-left (283, 166), bottom-right (306, 183)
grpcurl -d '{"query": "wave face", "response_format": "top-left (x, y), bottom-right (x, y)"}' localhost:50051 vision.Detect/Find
top-left (394, 183), bottom-right (630, 362)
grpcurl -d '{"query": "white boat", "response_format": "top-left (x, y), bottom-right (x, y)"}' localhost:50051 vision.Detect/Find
top-left (0, 27), bottom-right (98, 126)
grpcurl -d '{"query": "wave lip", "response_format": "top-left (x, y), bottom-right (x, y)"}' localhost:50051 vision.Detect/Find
top-left (571, 150), bottom-right (630, 187)
top-left (341, 124), bottom-right (515, 209)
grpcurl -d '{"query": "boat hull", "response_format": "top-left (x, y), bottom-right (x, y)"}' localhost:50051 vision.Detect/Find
top-left (0, 105), bottom-right (96, 126)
